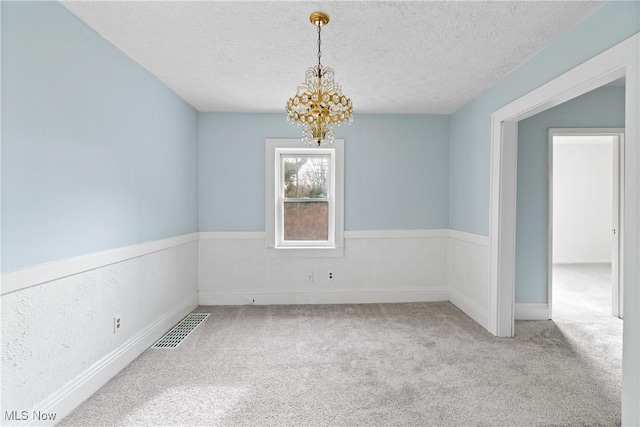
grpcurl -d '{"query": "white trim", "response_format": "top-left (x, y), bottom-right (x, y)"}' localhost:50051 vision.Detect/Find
top-left (514, 303), bottom-right (550, 321)
top-left (553, 141), bottom-right (620, 146)
top-left (265, 139), bottom-right (345, 255)
top-left (346, 229), bottom-right (449, 239)
top-left (199, 289), bottom-right (449, 306)
top-left (276, 148), bottom-right (335, 248)
top-left (198, 229), bottom-right (451, 241)
top-left (1, 233), bottom-right (199, 296)
top-left (550, 127), bottom-right (627, 138)
top-left (613, 133), bottom-right (625, 319)
top-left (29, 293), bottom-right (199, 427)
top-left (548, 131), bottom-right (555, 322)
top-left (448, 229), bottom-right (490, 246)
top-left (552, 260), bottom-right (613, 265)
top-left (554, 139), bottom-right (618, 146)
top-left (489, 120), bottom-right (519, 337)
top-left (489, 33), bottom-right (639, 338)
top-left (199, 231), bottom-right (266, 240)
top-left (449, 290), bottom-right (488, 330)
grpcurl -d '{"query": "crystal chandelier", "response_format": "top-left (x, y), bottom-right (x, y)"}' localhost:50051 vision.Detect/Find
top-left (286, 11), bottom-right (353, 146)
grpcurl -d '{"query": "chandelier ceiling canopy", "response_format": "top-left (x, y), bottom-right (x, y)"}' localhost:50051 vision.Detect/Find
top-left (286, 11), bottom-right (353, 146)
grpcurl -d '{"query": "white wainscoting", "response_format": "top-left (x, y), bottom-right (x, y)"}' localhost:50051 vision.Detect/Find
top-left (1, 233), bottom-right (199, 295)
top-left (198, 230), bottom-right (450, 306)
top-left (448, 230), bottom-right (491, 329)
top-left (1, 228), bottom-right (528, 425)
top-left (1, 235), bottom-right (199, 426)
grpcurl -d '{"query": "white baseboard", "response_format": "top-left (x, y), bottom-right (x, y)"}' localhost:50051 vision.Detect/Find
top-left (553, 260), bottom-right (611, 265)
top-left (199, 288), bottom-right (449, 306)
top-left (514, 303), bottom-right (550, 320)
top-left (31, 293), bottom-right (199, 426)
top-left (449, 290), bottom-right (488, 330)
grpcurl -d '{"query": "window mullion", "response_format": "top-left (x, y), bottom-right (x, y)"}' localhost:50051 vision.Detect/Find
top-left (283, 198), bottom-right (330, 203)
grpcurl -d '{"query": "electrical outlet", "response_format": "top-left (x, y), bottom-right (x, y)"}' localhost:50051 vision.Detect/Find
top-left (307, 272), bottom-right (314, 282)
top-left (328, 271), bottom-right (334, 280)
top-left (113, 315), bottom-right (122, 333)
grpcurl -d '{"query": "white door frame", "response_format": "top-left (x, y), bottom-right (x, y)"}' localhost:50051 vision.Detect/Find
top-left (548, 128), bottom-right (625, 319)
top-left (487, 33), bottom-right (638, 423)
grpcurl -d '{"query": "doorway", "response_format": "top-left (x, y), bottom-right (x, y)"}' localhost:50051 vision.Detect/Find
top-left (549, 129), bottom-right (624, 320)
top-left (488, 33), bottom-right (638, 424)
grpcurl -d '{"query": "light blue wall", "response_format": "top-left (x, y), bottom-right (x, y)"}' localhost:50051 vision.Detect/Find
top-left (449, 1), bottom-right (639, 235)
top-left (1, 2), bottom-right (198, 272)
top-left (515, 86), bottom-right (625, 303)
top-left (198, 113), bottom-right (450, 231)
top-left (5, 1), bottom-right (636, 272)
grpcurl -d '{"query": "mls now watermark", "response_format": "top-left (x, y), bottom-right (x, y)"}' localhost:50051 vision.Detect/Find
top-left (5, 410), bottom-right (57, 422)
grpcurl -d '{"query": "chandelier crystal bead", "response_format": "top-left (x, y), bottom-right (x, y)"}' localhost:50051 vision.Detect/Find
top-left (286, 11), bottom-right (353, 146)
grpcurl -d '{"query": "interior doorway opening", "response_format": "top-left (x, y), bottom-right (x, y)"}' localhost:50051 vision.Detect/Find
top-left (549, 129), bottom-right (625, 320)
top-left (488, 33), bottom-right (638, 424)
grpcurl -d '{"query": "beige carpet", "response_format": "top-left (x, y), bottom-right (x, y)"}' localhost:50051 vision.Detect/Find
top-left (60, 296), bottom-right (621, 426)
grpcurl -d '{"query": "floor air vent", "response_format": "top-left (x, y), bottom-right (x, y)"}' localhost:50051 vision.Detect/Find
top-left (152, 313), bottom-right (209, 349)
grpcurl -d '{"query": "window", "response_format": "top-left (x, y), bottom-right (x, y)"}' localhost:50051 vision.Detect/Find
top-left (266, 139), bottom-right (344, 256)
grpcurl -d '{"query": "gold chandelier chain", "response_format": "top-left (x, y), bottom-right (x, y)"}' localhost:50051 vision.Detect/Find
top-left (317, 23), bottom-right (322, 76)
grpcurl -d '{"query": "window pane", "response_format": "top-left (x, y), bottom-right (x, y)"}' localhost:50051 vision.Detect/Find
top-left (283, 156), bottom-right (329, 199)
top-left (283, 201), bottom-right (328, 241)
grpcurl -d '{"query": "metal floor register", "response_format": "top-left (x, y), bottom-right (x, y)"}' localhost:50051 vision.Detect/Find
top-left (152, 313), bottom-right (209, 348)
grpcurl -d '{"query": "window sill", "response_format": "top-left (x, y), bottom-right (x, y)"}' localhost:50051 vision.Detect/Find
top-left (265, 246), bottom-right (344, 258)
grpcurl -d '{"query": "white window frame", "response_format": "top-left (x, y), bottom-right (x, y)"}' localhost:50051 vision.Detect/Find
top-left (266, 139), bottom-right (344, 257)
top-left (277, 151), bottom-right (334, 248)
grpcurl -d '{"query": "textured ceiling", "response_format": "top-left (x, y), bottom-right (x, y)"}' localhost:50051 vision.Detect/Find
top-left (61, 1), bottom-right (604, 114)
